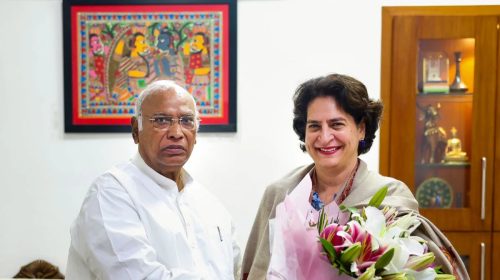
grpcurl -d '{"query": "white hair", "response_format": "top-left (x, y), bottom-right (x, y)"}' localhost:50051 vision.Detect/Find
top-left (135, 80), bottom-right (200, 131)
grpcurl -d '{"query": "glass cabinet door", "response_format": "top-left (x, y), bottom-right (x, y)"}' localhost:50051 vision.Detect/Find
top-left (387, 15), bottom-right (496, 231)
top-left (414, 38), bottom-right (474, 210)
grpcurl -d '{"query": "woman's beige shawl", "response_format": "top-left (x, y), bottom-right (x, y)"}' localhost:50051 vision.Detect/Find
top-left (241, 160), bottom-right (469, 280)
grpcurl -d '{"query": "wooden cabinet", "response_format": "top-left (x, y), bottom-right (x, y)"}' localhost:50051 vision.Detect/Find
top-left (380, 6), bottom-right (500, 279)
top-left (446, 232), bottom-right (491, 280)
top-left (493, 234), bottom-right (500, 277)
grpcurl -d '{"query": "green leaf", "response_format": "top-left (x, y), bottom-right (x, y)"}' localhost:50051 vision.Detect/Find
top-left (368, 185), bottom-right (389, 208)
top-left (340, 242), bottom-right (362, 263)
top-left (406, 252), bottom-right (435, 271)
top-left (339, 204), bottom-right (359, 214)
top-left (381, 272), bottom-right (407, 280)
top-left (375, 248), bottom-right (395, 269)
top-left (434, 274), bottom-right (456, 280)
top-left (317, 208), bottom-right (332, 234)
top-left (319, 238), bottom-right (336, 260)
top-left (319, 237), bottom-right (337, 264)
top-left (334, 260), bottom-right (352, 276)
top-left (317, 208), bottom-right (327, 233)
top-left (359, 265), bottom-right (376, 280)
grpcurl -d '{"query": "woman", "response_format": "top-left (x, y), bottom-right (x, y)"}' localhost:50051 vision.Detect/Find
top-left (241, 74), bottom-right (468, 280)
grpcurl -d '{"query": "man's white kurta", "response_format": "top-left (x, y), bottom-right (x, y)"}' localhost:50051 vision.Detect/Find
top-left (66, 153), bottom-right (241, 280)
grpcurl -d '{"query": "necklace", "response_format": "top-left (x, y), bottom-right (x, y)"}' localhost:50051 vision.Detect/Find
top-left (310, 159), bottom-right (360, 211)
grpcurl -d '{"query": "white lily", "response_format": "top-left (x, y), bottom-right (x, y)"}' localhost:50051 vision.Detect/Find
top-left (405, 267), bottom-right (437, 280)
top-left (364, 206), bottom-right (387, 238)
top-left (389, 212), bottom-right (421, 236)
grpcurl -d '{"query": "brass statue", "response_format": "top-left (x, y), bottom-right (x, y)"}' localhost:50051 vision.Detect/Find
top-left (445, 127), bottom-right (468, 162)
top-left (419, 103), bottom-right (447, 164)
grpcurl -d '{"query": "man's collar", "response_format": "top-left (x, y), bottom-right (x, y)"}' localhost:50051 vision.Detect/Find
top-left (131, 152), bottom-right (193, 191)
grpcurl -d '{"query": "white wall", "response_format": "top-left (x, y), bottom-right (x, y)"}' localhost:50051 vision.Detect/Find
top-left (0, 0), bottom-right (498, 276)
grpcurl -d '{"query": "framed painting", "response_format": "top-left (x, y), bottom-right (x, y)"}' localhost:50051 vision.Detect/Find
top-left (63, 0), bottom-right (237, 132)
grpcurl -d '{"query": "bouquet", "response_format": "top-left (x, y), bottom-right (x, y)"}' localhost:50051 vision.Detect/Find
top-left (317, 186), bottom-right (456, 280)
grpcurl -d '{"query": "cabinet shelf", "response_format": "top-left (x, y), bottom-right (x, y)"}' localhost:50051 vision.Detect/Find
top-left (417, 92), bottom-right (473, 96)
top-left (417, 162), bottom-right (470, 168)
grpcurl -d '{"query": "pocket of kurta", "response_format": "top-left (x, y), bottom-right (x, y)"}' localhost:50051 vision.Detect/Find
top-left (210, 225), bottom-right (228, 250)
top-left (207, 225), bottom-right (233, 276)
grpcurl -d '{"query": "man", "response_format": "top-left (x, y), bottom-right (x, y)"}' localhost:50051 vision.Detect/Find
top-left (66, 80), bottom-right (241, 279)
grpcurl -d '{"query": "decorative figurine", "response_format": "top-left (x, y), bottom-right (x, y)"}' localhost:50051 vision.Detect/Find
top-left (419, 103), bottom-right (447, 164)
top-left (445, 127), bottom-right (468, 162)
top-left (416, 177), bottom-right (453, 208)
top-left (422, 51), bottom-right (450, 94)
top-left (450, 51), bottom-right (468, 93)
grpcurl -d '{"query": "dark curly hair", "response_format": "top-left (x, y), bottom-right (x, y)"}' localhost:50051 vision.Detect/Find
top-left (292, 73), bottom-right (383, 155)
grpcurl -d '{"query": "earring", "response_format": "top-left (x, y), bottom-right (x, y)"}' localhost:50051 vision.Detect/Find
top-left (359, 139), bottom-right (366, 149)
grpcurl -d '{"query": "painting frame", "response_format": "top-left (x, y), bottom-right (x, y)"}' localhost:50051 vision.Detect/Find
top-left (63, 0), bottom-right (237, 133)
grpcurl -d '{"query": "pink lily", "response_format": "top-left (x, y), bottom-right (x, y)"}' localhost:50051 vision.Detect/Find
top-left (319, 223), bottom-right (346, 253)
top-left (336, 221), bottom-right (388, 275)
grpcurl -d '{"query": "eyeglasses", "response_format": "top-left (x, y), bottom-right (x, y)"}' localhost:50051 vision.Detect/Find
top-left (145, 115), bottom-right (198, 130)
